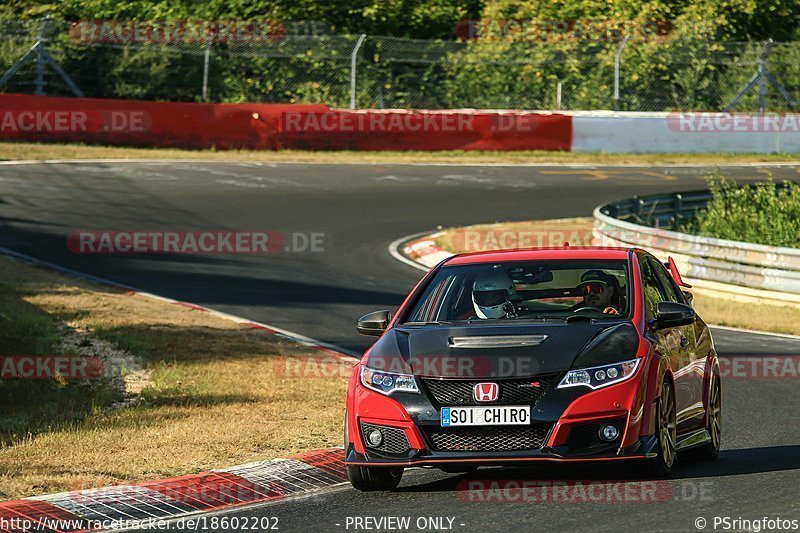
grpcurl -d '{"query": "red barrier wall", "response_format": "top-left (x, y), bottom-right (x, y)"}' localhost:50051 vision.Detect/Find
top-left (275, 109), bottom-right (572, 151)
top-left (0, 94), bottom-right (572, 151)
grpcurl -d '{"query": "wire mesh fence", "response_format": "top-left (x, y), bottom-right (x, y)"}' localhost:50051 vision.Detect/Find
top-left (1, 18), bottom-right (798, 112)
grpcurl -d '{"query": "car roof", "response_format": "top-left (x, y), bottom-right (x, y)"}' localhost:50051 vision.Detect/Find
top-left (444, 246), bottom-right (634, 266)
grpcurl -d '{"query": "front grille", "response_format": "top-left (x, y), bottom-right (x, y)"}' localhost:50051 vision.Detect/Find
top-left (424, 424), bottom-right (553, 452)
top-left (421, 376), bottom-right (555, 406)
top-left (360, 422), bottom-right (410, 455)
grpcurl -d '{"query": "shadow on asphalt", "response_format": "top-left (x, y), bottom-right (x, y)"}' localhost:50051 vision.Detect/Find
top-left (394, 445), bottom-right (800, 493)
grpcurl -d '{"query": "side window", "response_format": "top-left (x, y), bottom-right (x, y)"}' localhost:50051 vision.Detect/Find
top-left (409, 275), bottom-right (459, 322)
top-left (639, 257), bottom-right (668, 322)
top-left (650, 258), bottom-right (682, 304)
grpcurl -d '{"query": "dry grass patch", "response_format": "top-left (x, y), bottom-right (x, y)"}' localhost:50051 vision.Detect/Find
top-left (0, 255), bottom-right (352, 499)
top-left (0, 141), bottom-right (798, 165)
top-left (691, 294), bottom-right (800, 336)
top-left (435, 217), bottom-right (594, 253)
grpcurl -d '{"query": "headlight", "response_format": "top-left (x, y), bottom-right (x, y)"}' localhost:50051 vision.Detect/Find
top-left (360, 365), bottom-right (419, 395)
top-left (557, 359), bottom-right (640, 390)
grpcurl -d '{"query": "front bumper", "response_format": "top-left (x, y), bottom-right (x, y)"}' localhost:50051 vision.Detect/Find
top-left (345, 434), bottom-right (658, 467)
top-left (345, 359), bottom-right (653, 468)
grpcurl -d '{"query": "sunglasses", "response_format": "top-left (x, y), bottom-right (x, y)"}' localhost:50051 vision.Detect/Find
top-left (582, 282), bottom-right (606, 295)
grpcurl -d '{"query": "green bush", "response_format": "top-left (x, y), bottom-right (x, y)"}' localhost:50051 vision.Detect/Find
top-left (681, 176), bottom-right (800, 247)
top-left (2, 0), bottom-right (800, 107)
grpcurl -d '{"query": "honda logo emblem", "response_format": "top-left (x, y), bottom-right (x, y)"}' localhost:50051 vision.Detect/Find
top-left (473, 382), bottom-right (499, 402)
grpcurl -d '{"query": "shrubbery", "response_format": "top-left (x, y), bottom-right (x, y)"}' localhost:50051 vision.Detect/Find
top-left (1, 0), bottom-right (800, 107)
top-left (682, 176), bottom-right (800, 248)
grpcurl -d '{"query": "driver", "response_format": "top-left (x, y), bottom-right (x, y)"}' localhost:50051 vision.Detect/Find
top-left (471, 269), bottom-right (519, 319)
top-left (572, 270), bottom-right (621, 315)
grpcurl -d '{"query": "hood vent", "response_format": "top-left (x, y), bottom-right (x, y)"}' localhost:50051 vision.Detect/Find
top-left (448, 335), bottom-right (548, 349)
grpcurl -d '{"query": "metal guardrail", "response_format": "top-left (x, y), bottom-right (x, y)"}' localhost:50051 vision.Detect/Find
top-left (598, 189), bottom-right (713, 229)
top-left (593, 189), bottom-right (800, 296)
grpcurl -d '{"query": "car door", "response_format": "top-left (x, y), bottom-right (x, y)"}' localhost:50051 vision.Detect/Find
top-left (648, 257), bottom-right (705, 432)
top-left (638, 255), bottom-right (693, 427)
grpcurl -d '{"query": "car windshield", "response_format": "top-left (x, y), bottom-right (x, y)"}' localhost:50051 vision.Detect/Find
top-left (402, 260), bottom-right (630, 323)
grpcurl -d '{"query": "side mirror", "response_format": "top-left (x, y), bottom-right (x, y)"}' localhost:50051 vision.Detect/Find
top-left (653, 301), bottom-right (695, 329)
top-left (356, 310), bottom-right (391, 336)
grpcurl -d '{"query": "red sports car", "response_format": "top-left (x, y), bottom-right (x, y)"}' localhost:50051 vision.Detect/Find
top-left (344, 246), bottom-right (722, 490)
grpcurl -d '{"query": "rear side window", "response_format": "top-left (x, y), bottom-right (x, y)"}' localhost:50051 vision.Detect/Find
top-left (649, 257), bottom-right (682, 304)
top-left (639, 258), bottom-right (668, 322)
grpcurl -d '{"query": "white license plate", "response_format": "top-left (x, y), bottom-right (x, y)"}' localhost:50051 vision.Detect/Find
top-left (440, 406), bottom-right (530, 427)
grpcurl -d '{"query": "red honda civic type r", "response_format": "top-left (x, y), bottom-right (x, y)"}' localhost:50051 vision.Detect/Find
top-left (344, 247), bottom-right (722, 491)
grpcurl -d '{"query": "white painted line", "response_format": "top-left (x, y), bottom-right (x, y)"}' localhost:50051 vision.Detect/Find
top-left (387, 232), bottom-right (435, 272)
top-left (0, 159), bottom-right (799, 169)
top-left (112, 482), bottom-right (352, 532)
top-left (707, 324), bottom-right (800, 341)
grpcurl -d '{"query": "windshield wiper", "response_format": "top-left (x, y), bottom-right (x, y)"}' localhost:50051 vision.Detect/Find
top-left (401, 320), bottom-right (452, 326)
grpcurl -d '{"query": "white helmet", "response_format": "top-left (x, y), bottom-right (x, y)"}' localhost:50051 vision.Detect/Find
top-left (472, 270), bottom-right (516, 319)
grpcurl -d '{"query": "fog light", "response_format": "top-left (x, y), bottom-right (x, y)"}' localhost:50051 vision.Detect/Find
top-left (366, 429), bottom-right (383, 447)
top-left (599, 424), bottom-right (619, 442)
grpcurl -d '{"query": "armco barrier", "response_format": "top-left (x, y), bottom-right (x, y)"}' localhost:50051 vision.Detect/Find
top-left (593, 191), bottom-right (800, 295)
top-left (572, 111), bottom-right (800, 153)
top-left (0, 94), bottom-right (572, 151)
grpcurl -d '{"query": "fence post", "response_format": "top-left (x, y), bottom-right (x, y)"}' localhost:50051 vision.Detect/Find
top-left (202, 39), bottom-right (211, 101)
top-left (758, 40), bottom-right (771, 113)
top-left (0, 15), bottom-right (83, 97)
top-left (34, 19), bottom-right (47, 95)
top-left (556, 81), bottom-right (562, 110)
top-left (724, 39), bottom-right (794, 112)
top-left (350, 34), bottom-right (367, 109)
top-left (614, 35), bottom-right (629, 111)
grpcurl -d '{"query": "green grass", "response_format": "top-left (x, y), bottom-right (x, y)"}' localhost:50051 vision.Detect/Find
top-left (0, 256), bottom-right (350, 499)
top-left (0, 283), bottom-right (120, 448)
top-left (681, 176), bottom-right (800, 247)
top-left (1, 141), bottom-right (799, 165)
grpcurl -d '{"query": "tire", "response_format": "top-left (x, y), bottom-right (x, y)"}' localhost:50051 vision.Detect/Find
top-left (347, 465), bottom-right (404, 491)
top-left (680, 375), bottom-right (721, 462)
top-left (344, 411), bottom-right (404, 491)
top-left (648, 379), bottom-right (677, 477)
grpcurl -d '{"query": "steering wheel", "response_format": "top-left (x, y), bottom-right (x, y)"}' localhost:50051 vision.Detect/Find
top-left (572, 306), bottom-right (601, 313)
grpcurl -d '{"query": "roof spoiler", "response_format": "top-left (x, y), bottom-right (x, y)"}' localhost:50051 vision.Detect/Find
top-left (664, 256), bottom-right (692, 288)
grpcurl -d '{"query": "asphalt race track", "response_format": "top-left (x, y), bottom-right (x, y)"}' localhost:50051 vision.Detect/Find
top-left (1, 161), bottom-right (799, 532)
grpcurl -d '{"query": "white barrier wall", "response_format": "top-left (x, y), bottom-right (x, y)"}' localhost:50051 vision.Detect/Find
top-left (571, 112), bottom-right (800, 153)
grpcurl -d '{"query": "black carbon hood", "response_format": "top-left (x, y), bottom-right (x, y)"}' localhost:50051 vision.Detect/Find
top-left (363, 321), bottom-right (640, 379)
